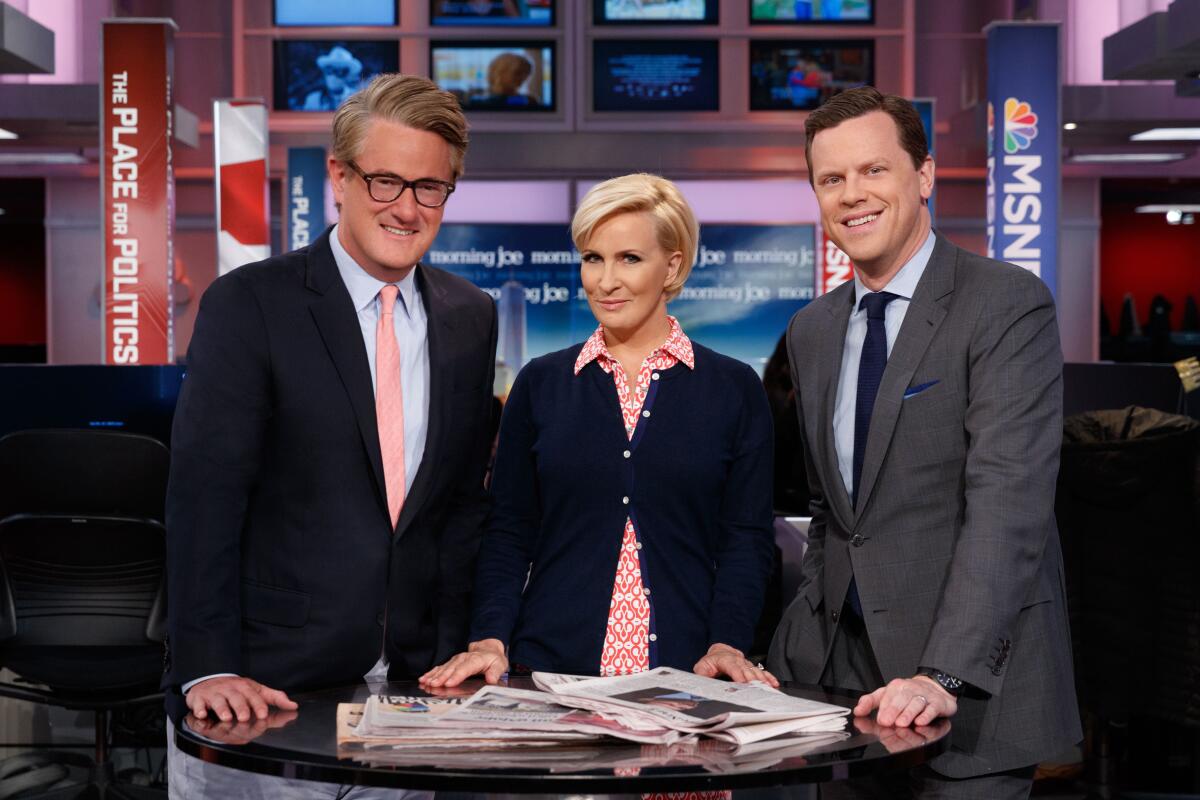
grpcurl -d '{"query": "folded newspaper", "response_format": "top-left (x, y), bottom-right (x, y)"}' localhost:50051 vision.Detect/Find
top-left (340, 667), bottom-right (849, 760)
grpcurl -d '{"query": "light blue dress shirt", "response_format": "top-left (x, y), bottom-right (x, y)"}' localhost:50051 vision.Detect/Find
top-left (832, 231), bottom-right (936, 497)
top-left (329, 224), bottom-right (430, 500)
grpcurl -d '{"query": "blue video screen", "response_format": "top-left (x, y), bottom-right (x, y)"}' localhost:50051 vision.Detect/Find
top-left (272, 40), bottom-right (399, 112)
top-left (431, 42), bottom-right (555, 111)
top-left (593, 40), bottom-right (719, 112)
top-left (274, 0), bottom-right (397, 26)
top-left (749, 40), bottom-right (873, 110)
top-left (751, 0), bottom-right (872, 23)
top-left (431, 0), bottom-right (554, 26)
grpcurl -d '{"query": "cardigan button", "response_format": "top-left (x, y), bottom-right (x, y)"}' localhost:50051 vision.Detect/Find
top-left (649, 633), bottom-right (658, 642)
top-left (642, 410), bottom-right (651, 418)
top-left (622, 496), bottom-right (629, 505)
top-left (635, 541), bottom-right (642, 550)
top-left (643, 588), bottom-right (651, 596)
top-left (623, 450), bottom-right (631, 459)
top-left (651, 372), bottom-right (660, 381)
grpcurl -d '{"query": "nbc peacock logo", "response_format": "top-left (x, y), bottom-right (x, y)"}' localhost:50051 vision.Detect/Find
top-left (1003, 97), bottom-right (1038, 155)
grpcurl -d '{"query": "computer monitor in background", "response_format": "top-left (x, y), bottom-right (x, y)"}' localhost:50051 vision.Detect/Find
top-left (592, 40), bottom-right (720, 112)
top-left (272, 40), bottom-right (400, 112)
top-left (593, 0), bottom-right (718, 25)
top-left (430, 42), bottom-right (556, 112)
top-left (273, 0), bottom-right (398, 26)
top-left (749, 40), bottom-right (874, 111)
top-left (750, 0), bottom-right (873, 23)
top-left (0, 365), bottom-right (186, 446)
top-left (431, 0), bottom-right (554, 26)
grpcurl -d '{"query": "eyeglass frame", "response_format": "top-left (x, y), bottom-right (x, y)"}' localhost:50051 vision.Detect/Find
top-left (344, 160), bottom-right (456, 209)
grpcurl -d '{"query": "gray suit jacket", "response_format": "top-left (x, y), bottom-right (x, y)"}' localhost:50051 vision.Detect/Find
top-left (767, 235), bottom-right (1082, 778)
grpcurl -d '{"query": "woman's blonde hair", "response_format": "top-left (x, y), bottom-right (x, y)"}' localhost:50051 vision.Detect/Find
top-left (332, 73), bottom-right (469, 180)
top-left (487, 53), bottom-right (533, 95)
top-left (571, 173), bottom-right (699, 301)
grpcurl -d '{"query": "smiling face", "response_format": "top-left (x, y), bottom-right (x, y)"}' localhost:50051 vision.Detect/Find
top-left (809, 110), bottom-right (934, 286)
top-left (579, 212), bottom-right (681, 343)
top-left (328, 118), bottom-right (453, 282)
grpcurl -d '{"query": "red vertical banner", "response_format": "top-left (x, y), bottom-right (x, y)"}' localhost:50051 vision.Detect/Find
top-left (101, 19), bottom-right (177, 365)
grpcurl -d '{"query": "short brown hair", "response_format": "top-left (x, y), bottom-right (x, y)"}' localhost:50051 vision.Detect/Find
top-left (572, 174), bottom-right (699, 303)
top-left (332, 73), bottom-right (469, 180)
top-left (804, 86), bottom-right (928, 184)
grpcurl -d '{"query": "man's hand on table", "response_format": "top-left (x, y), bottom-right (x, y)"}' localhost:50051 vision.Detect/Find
top-left (854, 675), bottom-right (957, 727)
top-left (186, 675), bottom-right (298, 722)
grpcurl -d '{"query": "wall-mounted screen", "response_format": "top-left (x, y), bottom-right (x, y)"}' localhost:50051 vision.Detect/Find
top-left (430, 42), bottom-right (556, 111)
top-left (749, 40), bottom-right (873, 110)
top-left (272, 40), bottom-right (399, 111)
top-left (273, 0), bottom-right (398, 26)
top-left (750, 0), bottom-right (872, 23)
top-left (593, 40), bottom-right (719, 112)
top-left (431, 0), bottom-right (555, 26)
top-left (593, 0), bottom-right (718, 24)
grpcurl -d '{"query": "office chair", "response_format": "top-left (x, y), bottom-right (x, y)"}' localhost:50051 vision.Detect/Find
top-left (0, 429), bottom-right (169, 799)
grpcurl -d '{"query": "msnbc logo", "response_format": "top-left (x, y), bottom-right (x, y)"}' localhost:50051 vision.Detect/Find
top-left (1003, 98), bottom-right (1038, 155)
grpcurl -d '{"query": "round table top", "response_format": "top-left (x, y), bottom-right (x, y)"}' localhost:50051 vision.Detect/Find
top-left (173, 679), bottom-right (950, 792)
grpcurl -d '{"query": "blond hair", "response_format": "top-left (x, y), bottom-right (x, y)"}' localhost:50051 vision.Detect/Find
top-left (571, 174), bottom-right (699, 302)
top-left (487, 53), bottom-right (533, 95)
top-left (332, 73), bottom-right (469, 179)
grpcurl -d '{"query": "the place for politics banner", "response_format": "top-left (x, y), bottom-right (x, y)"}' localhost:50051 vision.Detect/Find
top-left (985, 21), bottom-right (1060, 297)
top-left (427, 223), bottom-right (815, 391)
top-left (101, 18), bottom-right (176, 365)
top-left (287, 147), bottom-right (328, 252)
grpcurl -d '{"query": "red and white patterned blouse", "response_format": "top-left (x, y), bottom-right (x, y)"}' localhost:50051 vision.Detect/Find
top-left (574, 316), bottom-right (694, 677)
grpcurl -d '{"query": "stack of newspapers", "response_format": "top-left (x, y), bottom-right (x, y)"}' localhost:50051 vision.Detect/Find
top-left (337, 666), bottom-right (851, 768)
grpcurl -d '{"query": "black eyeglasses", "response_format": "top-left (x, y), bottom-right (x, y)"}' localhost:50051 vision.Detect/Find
top-left (345, 160), bottom-right (455, 208)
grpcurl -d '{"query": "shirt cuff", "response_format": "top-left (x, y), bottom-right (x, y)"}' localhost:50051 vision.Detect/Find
top-left (182, 673), bottom-right (238, 694)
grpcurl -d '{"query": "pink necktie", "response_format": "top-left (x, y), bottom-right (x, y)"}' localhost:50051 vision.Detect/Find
top-left (376, 285), bottom-right (405, 528)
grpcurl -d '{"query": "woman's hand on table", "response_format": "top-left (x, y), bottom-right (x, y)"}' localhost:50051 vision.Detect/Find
top-left (693, 643), bottom-right (780, 687)
top-left (419, 638), bottom-right (509, 688)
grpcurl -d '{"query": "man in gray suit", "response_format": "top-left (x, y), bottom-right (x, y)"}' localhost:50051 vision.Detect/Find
top-left (767, 87), bottom-right (1080, 798)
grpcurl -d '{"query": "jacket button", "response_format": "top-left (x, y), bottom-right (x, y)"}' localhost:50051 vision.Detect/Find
top-left (831, 609), bottom-right (841, 623)
top-left (992, 665), bottom-right (1002, 676)
top-left (850, 534), bottom-right (864, 547)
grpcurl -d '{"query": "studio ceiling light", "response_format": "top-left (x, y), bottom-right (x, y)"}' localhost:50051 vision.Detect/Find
top-left (1130, 127), bottom-right (1200, 141)
top-left (1070, 153), bottom-right (1186, 163)
top-left (0, 127), bottom-right (17, 140)
top-left (1135, 204), bottom-right (1200, 213)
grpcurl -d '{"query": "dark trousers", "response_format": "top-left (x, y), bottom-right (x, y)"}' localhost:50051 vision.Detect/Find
top-left (817, 607), bottom-right (1036, 800)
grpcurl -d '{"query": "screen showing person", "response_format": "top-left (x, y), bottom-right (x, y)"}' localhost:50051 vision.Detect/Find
top-left (272, 40), bottom-right (399, 111)
top-left (749, 40), bottom-right (873, 111)
top-left (594, 0), bottom-right (717, 24)
top-left (431, 0), bottom-right (554, 25)
top-left (430, 43), bottom-right (555, 111)
top-left (593, 40), bottom-right (719, 112)
top-left (274, 0), bottom-right (397, 25)
top-left (750, 0), bottom-right (872, 22)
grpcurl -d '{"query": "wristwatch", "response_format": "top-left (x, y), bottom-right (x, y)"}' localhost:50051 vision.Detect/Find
top-left (917, 667), bottom-right (964, 697)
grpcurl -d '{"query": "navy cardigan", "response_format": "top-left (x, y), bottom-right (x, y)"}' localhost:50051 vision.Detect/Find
top-left (470, 340), bottom-right (775, 674)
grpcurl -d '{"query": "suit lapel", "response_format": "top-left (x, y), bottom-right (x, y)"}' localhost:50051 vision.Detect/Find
top-left (853, 236), bottom-right (956, 520)
top-left (393, 264), bottom-right (454, 539)
top-left (305, 230), bottom-right (390, 527)
top-left (818, 282), bottom-right (856, 529)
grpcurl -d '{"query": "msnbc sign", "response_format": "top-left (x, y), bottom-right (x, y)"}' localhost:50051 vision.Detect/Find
top-left (985, 22), bottom-right (1060, 298)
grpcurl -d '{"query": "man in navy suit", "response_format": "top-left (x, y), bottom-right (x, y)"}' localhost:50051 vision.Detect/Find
top-left (164, 72), bottom-right (496, 745)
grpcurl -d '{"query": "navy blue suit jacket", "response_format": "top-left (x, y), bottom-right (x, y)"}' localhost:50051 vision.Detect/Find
top-left (164, 228), bottom-right (497, 718)
top-left (470, 341), bottom-right (775, 673)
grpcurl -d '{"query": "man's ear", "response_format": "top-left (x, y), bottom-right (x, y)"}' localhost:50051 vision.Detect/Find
top-left (327, 157), bottom-right (347, 207)
top-left (919, 155), bottom-right (935, 202)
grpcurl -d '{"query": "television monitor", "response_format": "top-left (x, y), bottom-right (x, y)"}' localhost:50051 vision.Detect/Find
top-left (593, 0), bottom-right (718, 25)
top-left (749, 40), bottom-right (873, 110)
top-left (0, 365), bottom-right (186, 446)
top-left (750, 0), bottom-right (872, 23)
top-left (431, 0), bottom-right (555, 26)
top-left (592, 40), bottom-right (719, 112)
top-left (430, 42), bottom-right (555, 111)
top-left (272, 40), bottom-right (399, 112)
top-left (273, 0), bottom-right (398, 26)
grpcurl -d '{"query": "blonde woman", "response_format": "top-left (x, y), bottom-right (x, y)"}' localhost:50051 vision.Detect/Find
top-left (422, 174), bottom-right (776, 687)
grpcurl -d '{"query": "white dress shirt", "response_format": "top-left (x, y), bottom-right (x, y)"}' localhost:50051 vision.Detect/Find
top-left (832, 231), bottom-right (935, 497)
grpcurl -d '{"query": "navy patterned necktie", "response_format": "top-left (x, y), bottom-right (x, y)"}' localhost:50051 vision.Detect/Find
top-left (847, 290), bottom-right (899, 617)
